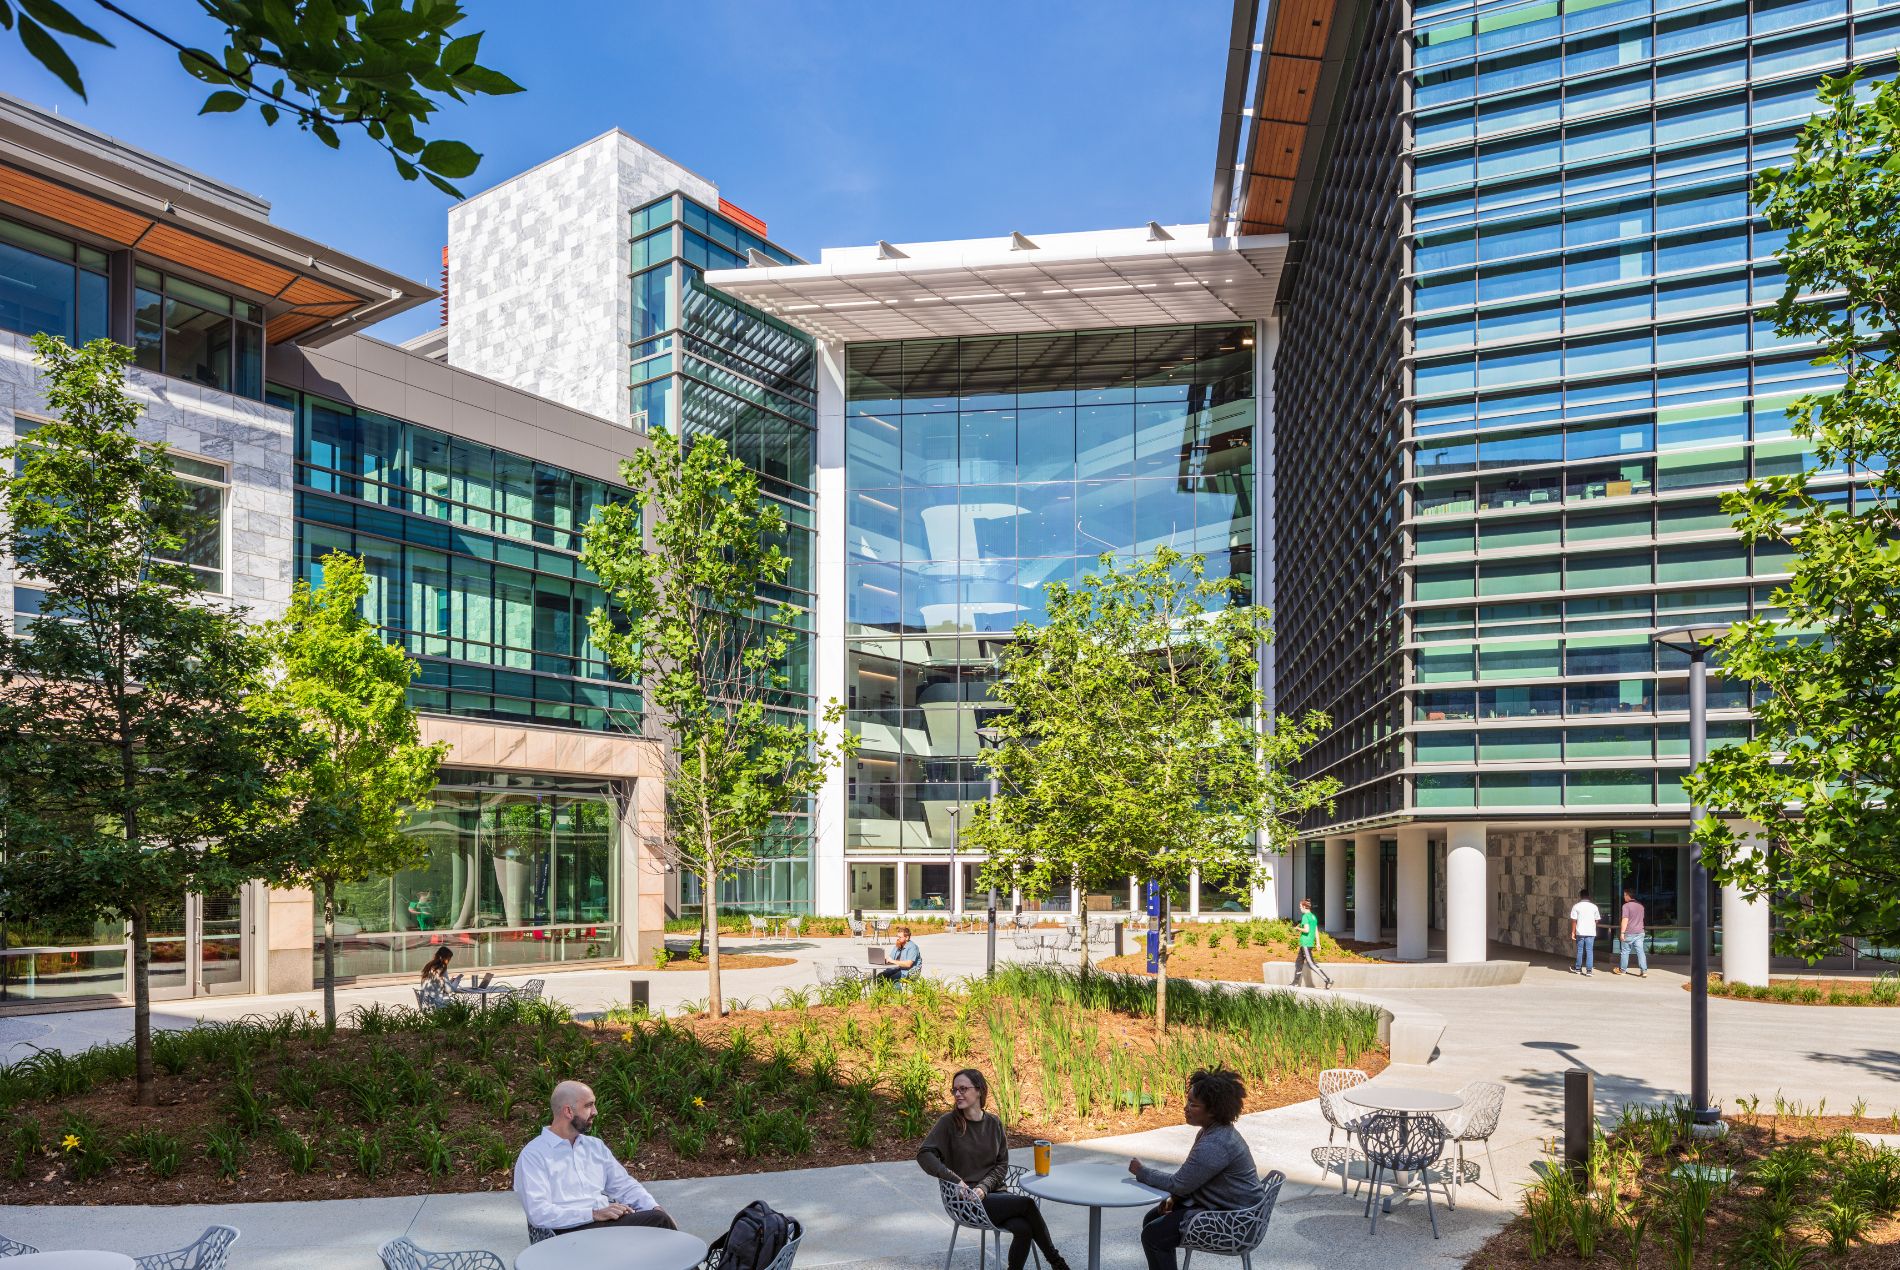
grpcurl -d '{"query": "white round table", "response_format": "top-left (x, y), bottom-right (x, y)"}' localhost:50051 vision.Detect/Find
top-left (1017, 1161), bottom-right (1167, 1270)
top-left (513, 1226), bottom-right (708, 1270)
top-left (1342, 1084), bottom-right (1464, 1212)
top-left (4, 1254), bottom-right (137, 1270)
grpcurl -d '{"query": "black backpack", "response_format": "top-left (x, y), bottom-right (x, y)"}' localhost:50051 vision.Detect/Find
top-left (708, 1200), bottom-right (795, 1270)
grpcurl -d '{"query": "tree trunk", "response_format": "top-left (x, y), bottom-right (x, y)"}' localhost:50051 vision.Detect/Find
top-left (705, 859), bottom-right (722, 1017)
top-left (322, 879), bottom-right (338, 1029)
top-left (129, 904), bottom-right (154, 1106)
top-left (1155, 894), bottom-right (1170, 1034)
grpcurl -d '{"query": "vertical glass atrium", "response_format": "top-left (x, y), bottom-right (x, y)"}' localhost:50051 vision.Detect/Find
top-left (1400, 0), bottom-right (1875, 816)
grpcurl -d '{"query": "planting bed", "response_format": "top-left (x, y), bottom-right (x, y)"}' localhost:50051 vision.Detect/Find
top-left (1470, 1100), bottom-right (1900, 1268)
top-left (646, 954), bottom-right (795, 972)
top-left (1099, 919), bottom-right (1380, 982)
top-left (2, 966), bottom-right (1382, 1205)
top-left (1705, 973), bottom-right (1900, 1006)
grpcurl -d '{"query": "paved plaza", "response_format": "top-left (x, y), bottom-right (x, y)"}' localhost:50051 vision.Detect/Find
top-left (3, 933), bottom-right (1893, 1267)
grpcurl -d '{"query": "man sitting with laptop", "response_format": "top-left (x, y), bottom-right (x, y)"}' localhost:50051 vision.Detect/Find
top-left (876, 925), bottom-right (921, 983)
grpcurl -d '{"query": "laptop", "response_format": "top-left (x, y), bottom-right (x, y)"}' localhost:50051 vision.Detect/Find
top-left (868, 946), bottom-right (889, 966)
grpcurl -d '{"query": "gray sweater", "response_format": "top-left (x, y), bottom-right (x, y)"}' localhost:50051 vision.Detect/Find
top-left (1135, 1123), bottom-right (1264, 1212)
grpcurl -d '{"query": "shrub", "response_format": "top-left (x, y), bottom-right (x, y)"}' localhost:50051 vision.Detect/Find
top-left (203, 1125), bottom-right (246, 1181)
top-left (123, 1127), bottom-right (182, 1179)
top-left (275, 1129), bottom-right (317, 1175)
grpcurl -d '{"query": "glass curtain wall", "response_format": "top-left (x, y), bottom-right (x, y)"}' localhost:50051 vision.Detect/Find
top-left (277, 387), bottom-right (641, 731)
top-left (0, 214), bottom-right (108, 350)
top-left (843, 326), bottom-right (1256, 910)
top-left (1402, 0), bottom-right (1881, 811)
top-left (319, 769), bottom-right (619, 980)
top-left (627, 195), bottom-right (819, 912)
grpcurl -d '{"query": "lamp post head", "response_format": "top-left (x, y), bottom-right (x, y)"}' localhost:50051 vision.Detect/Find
top-left (975, 724), bottom-right (1005, 745)
top-left (1652, 623), bottom-right (1729, 662)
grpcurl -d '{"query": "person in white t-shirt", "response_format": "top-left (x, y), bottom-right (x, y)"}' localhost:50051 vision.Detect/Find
top-left (1569, 888), bottom-right (1602, 977)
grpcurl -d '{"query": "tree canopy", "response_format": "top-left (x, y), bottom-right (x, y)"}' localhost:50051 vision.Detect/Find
top-left (1688, 68), bottom-right (1900, 957)
top-left (2, 0), bottom-right (521, 194)
top-left (961, 548), bottom-right (1337, 1025)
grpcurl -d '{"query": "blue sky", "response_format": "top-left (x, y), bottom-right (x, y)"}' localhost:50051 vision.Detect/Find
top-left (0, 2), bottom-right (1234, 344)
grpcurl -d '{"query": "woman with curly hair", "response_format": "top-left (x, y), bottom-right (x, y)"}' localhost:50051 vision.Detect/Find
top-left (1128, 1068), bottom-right (1264, 1270)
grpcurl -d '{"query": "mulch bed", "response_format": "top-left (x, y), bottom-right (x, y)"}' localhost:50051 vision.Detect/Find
top-left (8, 981), bottom-right (1383, 1206)
top-left (1698, 976), bottom-right (1900, 1007)
top-left (646, 955), bottom-right (796, 972)
top-left (1097, 939), bottom-right (1384, 982)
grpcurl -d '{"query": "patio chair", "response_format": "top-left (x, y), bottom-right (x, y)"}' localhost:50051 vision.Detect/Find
top-left (873, 916), bottom-right (894, 944)
top-left (750, 916), bottom-right (769, 941)
top-left (1439, 1080), bottom-right (1506, 1197)
top-left (1317, 1069), bottom-right (1371, 1146)
top-left (785, 916), bottom-right (804, 940)
top-left (848, 916), bottom-right (867, 943)
top-left (1361, 1113), bottom-right (1451, 1238)
top-left (937, 1165), bottom-right (1045, 1270)
top-left (527, 1222), bottom-right (557, 1245)
top-left (705, 1215), bottom-right (804, 1270)
top-left (502, 978), bottom-right (545, 1005)
top-left (135, 1223), bottom-right (240, 1270)
top-left (1179, 1171), bottom-right (1283, 1270)
top-left (0, 1235), bottom-right (38, 1256)
top-left (1010, 924), bottom-right (1041, 960)
top-left (378, 1236), bottom-right (506, 1270)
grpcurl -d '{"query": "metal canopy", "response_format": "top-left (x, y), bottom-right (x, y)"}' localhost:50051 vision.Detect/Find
top-left (705, 224), bottom-right (1288, 344)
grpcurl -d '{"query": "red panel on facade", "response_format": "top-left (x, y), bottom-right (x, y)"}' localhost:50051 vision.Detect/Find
top-left (717, 198), bottom-right (768, 238)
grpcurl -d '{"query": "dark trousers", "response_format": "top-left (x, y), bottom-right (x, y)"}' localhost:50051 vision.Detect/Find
top-left (556, 1207), bottom-right (678, 1236)
top-left (1140, 1203), bottom-right (1186, 1270)
top-left (1294, 944), bottom-right (1332, 988)
top-left (983, 1192), bottom-right (1060, 1270)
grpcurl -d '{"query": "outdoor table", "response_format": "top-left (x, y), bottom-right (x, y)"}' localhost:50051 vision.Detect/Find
top-left (5, 1254), bottom-right (137, 1270)
top-left (1017, 1161), bottom-right (1167, 1270)
top-left (513, 1226), bottom-right (708, 1270)
top-left (453, 984), bottom-right (514, 1010)
top-left (1341, 1083), bottom-right (1464, 1212)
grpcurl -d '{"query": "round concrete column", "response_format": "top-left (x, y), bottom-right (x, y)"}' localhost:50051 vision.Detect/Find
top-left (1323, 838), bottom-right (1348, 933)
top-left (1722, 831), bottom-right (1772, 987)
top-left (1445, 823), bottom-right (1488, 964)
top-left (1353, 831), bottom-right (1382, 944)
top-left (1396, 826), bottom-right (1430, 961)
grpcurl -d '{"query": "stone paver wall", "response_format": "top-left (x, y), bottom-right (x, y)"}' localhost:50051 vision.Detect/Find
top-left (1491, 826), bottom-right (1587, 956)
top-left (0, 331), bottom-right (294, 622)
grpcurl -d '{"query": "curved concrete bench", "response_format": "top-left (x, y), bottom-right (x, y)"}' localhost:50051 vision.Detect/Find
top-left (1218, 978), bottom-right (1448, 1066)
top-left (1261, 959), bottom-right (1527, 990)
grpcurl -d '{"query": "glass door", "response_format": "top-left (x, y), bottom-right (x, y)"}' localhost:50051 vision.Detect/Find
top-left (148, 891), bottom-right (249, 999)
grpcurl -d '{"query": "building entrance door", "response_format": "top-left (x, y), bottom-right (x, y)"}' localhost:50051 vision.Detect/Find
top-left (148, 890), bottom-right (249, 999)
top-left (1379, 842), bottom-right (1397, 931)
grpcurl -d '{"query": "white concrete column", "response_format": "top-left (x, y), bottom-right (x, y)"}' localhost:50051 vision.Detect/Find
top-left (1446, 823), bottom-right (1488, 964)
top-left (1323, 839), bottom-right (1348, 933)
top-left (950, 857), bottom-right (964, 917)
top-left (1353, 832), bottom-right (1382, 943)
top-left (895, 862), bottom-right (908, 914)
top-left (1397, 825), bottom-right (1431, 961)
top-left (1722, 827), bottom-right (1772, 987)
top-left (1188, 868), bottom-right (1202, 918)
top-left (810, 338), bottom-right (850, 917)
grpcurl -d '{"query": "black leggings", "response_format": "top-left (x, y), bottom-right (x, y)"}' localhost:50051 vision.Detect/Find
top-left (983, 1192), bottom-right (1060, 1270)
top-left (1141, 1202), bottom-right (1186, 1270)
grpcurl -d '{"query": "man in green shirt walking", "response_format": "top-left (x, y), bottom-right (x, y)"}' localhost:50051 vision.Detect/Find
top-left (1295, 897), bottom-right (1334, 989)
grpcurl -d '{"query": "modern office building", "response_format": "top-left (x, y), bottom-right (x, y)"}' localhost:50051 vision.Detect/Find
top-left (8, 0), bottom-right (1868, 1003)
top-left (1201, 0), bottom-right (1879, 978)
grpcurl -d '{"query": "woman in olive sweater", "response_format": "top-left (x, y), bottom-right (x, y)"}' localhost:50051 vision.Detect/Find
top-left (1128, 1068), bottom-right (1264, 1270)
top-left (917, 1068), bottom-right (1069, 1270)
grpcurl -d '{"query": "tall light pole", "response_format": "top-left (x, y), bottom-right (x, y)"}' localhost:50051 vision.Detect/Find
top-left (947, 803), bottom-right (960, 920)
top-left (976, 723), bottom-right (1004, 976)
top-left (1653, 623), bottom-right (1730, 1131)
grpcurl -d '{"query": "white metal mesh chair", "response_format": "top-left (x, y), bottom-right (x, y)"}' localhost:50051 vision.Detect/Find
top-left (1010, 923), bottom-right (1041, 961)
top-left (1361, 1113), bottom-right (1450, 1238)
top-left (750, 916), bottom-right (769, 941)
top-left (0, 1235), bottom-right (38, 1256)
top-left (526, 1222), bottom-right (557, 1245)
top-left (873, 916), bottom-right (894, 943)
top-left (378, 1237), bottom-right (506, 1270)
top-left (502, 977), bottom-right (545, 1004)
top-left (1317, 1069), bottom-right (1371, 1145)
top-left (704, 1217), bottom-right (804, 1270)
top-left (1179, 1171), bottom-right (1283, 1270)
top-left (848, 917), bottom-right (867, 942)
top-left (938, 1167), bottom-right (1044, 1270)
top-left (135, 1224), bottom-right (240, 1270)
top-left (1439, 1080), bottom-right (1506, 1197)
top-left (785, 916), bottom-right (804, 939)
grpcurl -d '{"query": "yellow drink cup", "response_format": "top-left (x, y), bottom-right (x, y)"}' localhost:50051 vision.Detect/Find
top-left (1034, 1140), bottom-right (1051, 1175)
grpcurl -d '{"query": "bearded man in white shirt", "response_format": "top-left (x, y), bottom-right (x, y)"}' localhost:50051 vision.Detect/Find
top-left (514, 1079), bottom-right (677, 1237)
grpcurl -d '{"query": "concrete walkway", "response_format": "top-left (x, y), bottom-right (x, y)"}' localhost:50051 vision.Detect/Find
top-left (5, 932), bottom-right (1895, 1267)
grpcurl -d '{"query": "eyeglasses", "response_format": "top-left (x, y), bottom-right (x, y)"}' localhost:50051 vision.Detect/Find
top-left (951, 1084), bottom-right (977, 1094)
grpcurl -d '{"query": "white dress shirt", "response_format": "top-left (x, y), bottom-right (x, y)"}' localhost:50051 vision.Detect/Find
top-left (514, 1126), bottom-right (658, 1232)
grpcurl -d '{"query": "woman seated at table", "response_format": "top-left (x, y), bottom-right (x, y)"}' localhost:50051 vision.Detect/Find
top-left (418, 947), bottom-right (454, 1006)
top-left (1128, 1068), bottom-right (1264, 1270)
top-left (918, 1068), bottom-right (1070, 1270)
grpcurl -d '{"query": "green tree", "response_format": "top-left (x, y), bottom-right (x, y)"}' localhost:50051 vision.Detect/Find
top-left (1688, 68), bottom-right (1900, 957)
top-left (0, 336), bottom-right (287, 1103)
top-left (3, 0), bottom-right (521, 195)
top-left (247, 551), bottom-right (446, 1026)
top-left (962, 548), bottom-right (1337, 1028)
top-left (581, 431), bottom-right (852, 1017)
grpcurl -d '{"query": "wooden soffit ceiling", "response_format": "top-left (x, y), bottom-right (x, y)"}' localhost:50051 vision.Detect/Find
top-left (0, 161), bottom-right (381, 343)
top-left (1239, 0), bottom-right (1339, 234)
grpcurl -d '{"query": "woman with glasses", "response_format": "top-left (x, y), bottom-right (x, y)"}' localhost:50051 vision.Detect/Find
top-left (917, 1068), bottom-right (1070, 1270)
